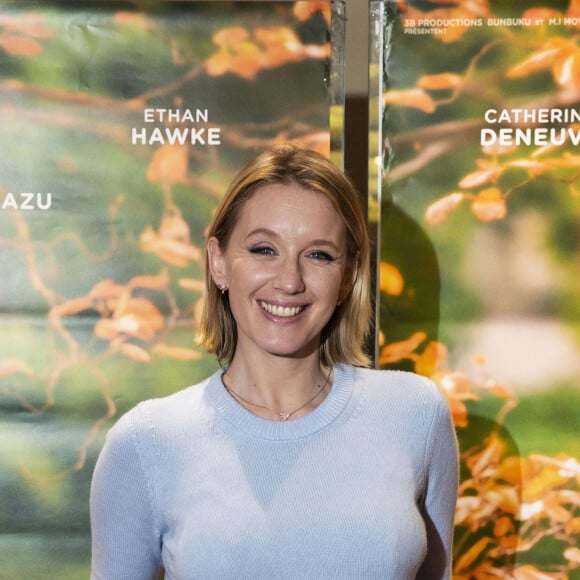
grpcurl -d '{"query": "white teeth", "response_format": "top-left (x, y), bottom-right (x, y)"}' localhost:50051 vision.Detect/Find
top-left (260, 301), bottom-right (303, 317)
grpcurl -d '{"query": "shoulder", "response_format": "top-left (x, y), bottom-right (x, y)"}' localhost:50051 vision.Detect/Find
top-left (352, 366), bottom-right (444, 404)
top-left (105, 372), bottom-right (217, 451)
top-left (347, 365), bottom-right (451, 430)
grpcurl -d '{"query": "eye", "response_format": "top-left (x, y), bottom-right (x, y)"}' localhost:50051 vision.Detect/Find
top-left (307, 250), bottom-right (335, 262)
top-left (249, 245), bottom-right (276, 256)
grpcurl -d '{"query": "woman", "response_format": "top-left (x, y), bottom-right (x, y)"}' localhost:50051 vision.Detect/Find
top-left (90, 144), bottom-right (458, 579)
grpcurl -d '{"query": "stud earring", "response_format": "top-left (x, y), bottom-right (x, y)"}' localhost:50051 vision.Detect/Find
top-left (219, 284), bottom-right (228, 295)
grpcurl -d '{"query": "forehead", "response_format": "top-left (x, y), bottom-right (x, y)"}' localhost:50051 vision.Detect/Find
top-left (240, 182), bottom-right (341, 223)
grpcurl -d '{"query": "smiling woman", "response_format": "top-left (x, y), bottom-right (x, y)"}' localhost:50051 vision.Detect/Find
top-left (198, 144), bottom-right (371, 371)
top-left (206, 183), bottom-right (358, 370)
top-left (90, 144), bottom-right (459, 580)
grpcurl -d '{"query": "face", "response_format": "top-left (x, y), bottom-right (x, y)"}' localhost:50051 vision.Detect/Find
top-left (208, 183), bottom-right (355, 361)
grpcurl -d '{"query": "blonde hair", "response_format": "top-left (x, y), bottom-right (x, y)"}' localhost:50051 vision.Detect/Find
top-left (196, 144), bottom-right (371, 367)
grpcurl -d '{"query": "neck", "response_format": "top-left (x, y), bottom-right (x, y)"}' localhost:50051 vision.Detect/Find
top-left (225, 353), bottom-right (329, 414)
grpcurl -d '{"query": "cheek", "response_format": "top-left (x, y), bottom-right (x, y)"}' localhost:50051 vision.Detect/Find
top-left (228, 261), bottom-right (272, 289)
top-left (307, 270), bottom-right (345, 300)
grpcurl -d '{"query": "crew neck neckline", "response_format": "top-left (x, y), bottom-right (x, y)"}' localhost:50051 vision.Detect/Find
top-left (207, 364), bottom-right (355, 441)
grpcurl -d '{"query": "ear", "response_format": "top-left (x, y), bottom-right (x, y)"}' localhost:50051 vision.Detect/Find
top-left (207, 236), bottom-right (228, 289)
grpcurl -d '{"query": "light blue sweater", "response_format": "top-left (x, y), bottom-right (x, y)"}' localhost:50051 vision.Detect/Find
top-left (90, 365), bottom-right (458, 579)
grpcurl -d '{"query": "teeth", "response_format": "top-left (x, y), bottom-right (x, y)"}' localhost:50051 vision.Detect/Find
top-left (260, 301), bottom-right (303, 317)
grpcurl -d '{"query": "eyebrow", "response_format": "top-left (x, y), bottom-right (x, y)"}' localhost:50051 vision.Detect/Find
top-left (246, 228), bottom-right (341, 251)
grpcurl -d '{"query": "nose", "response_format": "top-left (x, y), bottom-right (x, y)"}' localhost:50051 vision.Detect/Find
top-left (273, 256), bottom-right (305, 294)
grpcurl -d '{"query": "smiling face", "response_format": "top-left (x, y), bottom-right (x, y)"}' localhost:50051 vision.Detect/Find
top-left (207, 182), bottom-right (355, 362)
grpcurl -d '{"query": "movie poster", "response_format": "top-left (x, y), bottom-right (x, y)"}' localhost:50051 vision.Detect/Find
top-left (0, 1), bottom-right (343, 576)
top-left (375, 0), bottom-right (580, 576)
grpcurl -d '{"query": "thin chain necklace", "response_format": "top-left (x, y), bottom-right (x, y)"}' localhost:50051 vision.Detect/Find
top-left (222, 370), bottom-right (331, 421)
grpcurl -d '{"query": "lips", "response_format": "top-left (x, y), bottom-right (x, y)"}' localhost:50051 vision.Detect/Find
top-left (259, 301), bottom-right (305, 318)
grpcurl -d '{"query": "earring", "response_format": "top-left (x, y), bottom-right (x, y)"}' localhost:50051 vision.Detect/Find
top-left (219, 284), bottom-right (227, 295)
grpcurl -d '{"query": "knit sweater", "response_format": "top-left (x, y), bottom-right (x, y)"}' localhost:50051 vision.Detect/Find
top-left (90, 365), bottom-right (458, 580)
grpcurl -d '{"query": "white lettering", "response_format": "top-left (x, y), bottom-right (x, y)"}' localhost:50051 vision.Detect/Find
top-left (207, 128), bottom-right (221, 145)
top-left (131, 127), bottom-right (222, 145)
top-left (484, 109), bottom-right (498, 123)
top-left (142, 108), bottom-right (209, 123)
top-left (20, 192), bottom-right (35, 210)
top-left (132, 127), bottom-right (147, 144)
top-left (481, 127), bottom-right (580, 146)
top-left (1, 193), bottom-right (52, 210)
top-left (2, 193), bottom-right (18, 210)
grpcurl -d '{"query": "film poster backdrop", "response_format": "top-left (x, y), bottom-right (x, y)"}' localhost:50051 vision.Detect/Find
top-left (0, 1), bottom-right (342, 577)
top-left (377, 0), bottom-right (580, 577)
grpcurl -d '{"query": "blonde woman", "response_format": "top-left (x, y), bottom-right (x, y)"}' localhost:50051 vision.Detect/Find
top-left (90, 144), bottom-right (458, 579)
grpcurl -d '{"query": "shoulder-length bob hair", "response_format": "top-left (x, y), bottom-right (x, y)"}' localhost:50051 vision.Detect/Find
top-left (196, 144), bottom-right (371, 368)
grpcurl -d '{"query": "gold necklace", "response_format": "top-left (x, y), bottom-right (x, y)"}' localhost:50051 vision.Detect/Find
top-left (222, 370), bottom-right (331, 421)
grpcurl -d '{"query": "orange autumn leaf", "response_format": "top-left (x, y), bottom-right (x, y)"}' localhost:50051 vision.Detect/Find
top-left (140, 228), bottom-right (199, 267)
top-left (493, 515), bottom-right (513, 537)
top-left (454, 496), bottom-right (481, 526)
top-left (417, 72), bottom-right (462, 90)
top-left (498, 456), bottom-right (532, 486)
top-left (512, 565), bottom-right (564, 580)
top-left (211, 27), bottom-right (249, 47)
top-left (258, 26), bottom-right (329, 65)
top-left (459, 161), bottom-right (502, 189)
top-left (206, 41), bottom-right (261, 80)
top-left (454, 537), bottom-right (491, 574)
top-left (95, 298), bottom-right (164, 342)
top-left (467, 433), bottom-right (505, 476)
top-left (382, 88), bottom-right (436, 113)
top-left (293, 1), bottom-right (331, 26)
top-left (424, 192), bottom-right (464, 225)
top-left (379, 261), bottom-right (404, 296)
top-left (471, 187), bottom-right (506, 222)
top-left (495, 534), bottom-right (520, 552)
top-left (543, 496), bottom-right (572, 522)
top-left (146, 144), bottom-right (189, 184)
top-left (553, 49), bottom-right (580, 89)
top-left (438, 370), bottom-right (478, 401)
top-left (139, 203), bottom-right (200, 269)
top-left (415, 341), bottom-right (448, 377)
top-left (254, 27), bottom-right (304, 68)
top-left (565, 517), bottom-right (580, 534)
top-left (378, 331), bottom-right (426, 366)
top-left (115, 298), bottom-right (165, 341)
top-left (489, 486), bottom-right (520, 516)
top-left (205, 27), bottom-right (269, 80)
top-left (481, 378), bottom-right (515, 400)
top-left (447, 397), bottom-right (469, 428)
top-left (507, 159), bottom-right (549, 177)
top-left (569, 0), bottom-right (580, 18)
top-left (522, 468), bottom-right (569, 503)
top-left (0, 35), bottom-right (43, 56)
top-left (507, 39), bottom-right (566, 78)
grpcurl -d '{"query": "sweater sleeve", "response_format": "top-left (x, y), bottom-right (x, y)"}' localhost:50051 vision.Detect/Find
top-left (90, 410), bottom-right (163, 580)
top-left (416, 385), bottom-right (459, 580)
